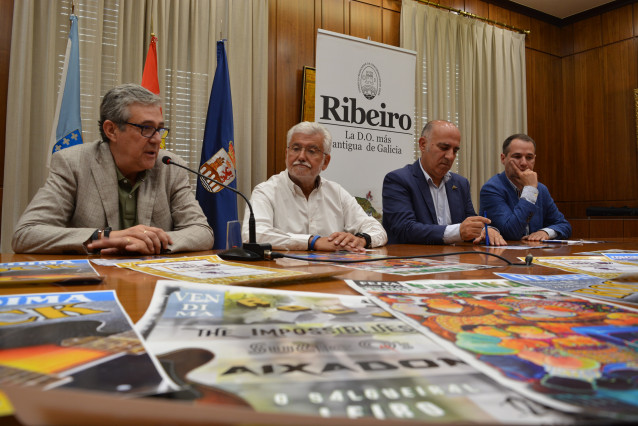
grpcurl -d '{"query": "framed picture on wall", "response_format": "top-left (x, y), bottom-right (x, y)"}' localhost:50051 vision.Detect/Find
top-left (301, 66), bottom-right (315, 122)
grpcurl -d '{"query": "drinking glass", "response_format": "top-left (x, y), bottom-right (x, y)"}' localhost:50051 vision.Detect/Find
top-left (226, 220), bottom-right (242, 250)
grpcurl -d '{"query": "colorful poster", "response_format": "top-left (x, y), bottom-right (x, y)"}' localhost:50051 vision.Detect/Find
top-left (0, 290), bottom-right (175, 397)
top-left (330, 258), bottom-right (495, 277)
top-left (0, 259), bottom-right (102, 284)
top-left (527, 255), bottom-right (638, 279)
top-left (117, 255), bottom-right (307, 286)
top-left (576, 249), bottom-right (638, 256)
top-left (348, 279), bottom-right (528, 294)
top-left (602, 253), bottom-right (638, 266)
top-left (348, 280), bottom-right (638, 420)
top-left (279, 251), bottom-right (388, 263)
top-left (135, 281), bottom-right (573, 423)
top-left (285, 253), bottom-right (495, 277)
top-left (496, 273), bottom-right (638, 304)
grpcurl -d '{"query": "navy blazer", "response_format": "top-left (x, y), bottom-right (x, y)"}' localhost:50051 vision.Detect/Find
top-left (382, 161), bottom-right (476, 244)
top-left (479, 172), bottom-right (571, 240)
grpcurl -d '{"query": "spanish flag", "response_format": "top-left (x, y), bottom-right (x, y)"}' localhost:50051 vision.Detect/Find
top-left (141, 34), bottom-right (165, 148)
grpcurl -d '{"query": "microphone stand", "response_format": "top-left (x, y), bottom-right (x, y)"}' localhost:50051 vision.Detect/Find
top-left (162, 156), bottom-right (272, 261)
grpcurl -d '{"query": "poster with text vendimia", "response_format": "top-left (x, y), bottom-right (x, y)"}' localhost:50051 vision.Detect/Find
top-left (135, 280), bottom-right (575, 423)
top-left (315, 29), bottom-right (416, 217)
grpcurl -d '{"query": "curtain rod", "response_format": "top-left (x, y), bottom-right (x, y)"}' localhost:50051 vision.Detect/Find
top-left (415, 0), bottom-right (530, 35)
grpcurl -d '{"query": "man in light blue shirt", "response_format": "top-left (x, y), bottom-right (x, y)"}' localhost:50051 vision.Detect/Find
top-left (480, 133), bottom-right (571, 241)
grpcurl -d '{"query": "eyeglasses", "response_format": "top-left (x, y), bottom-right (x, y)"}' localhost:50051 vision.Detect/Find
top-left (125, 122), bottom-right (170, 138)
top-left (287, 144), bottom-right (325, 158)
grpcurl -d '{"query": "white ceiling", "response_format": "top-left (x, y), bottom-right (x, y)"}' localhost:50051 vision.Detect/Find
top-left (510, 0), bottom-right (616, 19)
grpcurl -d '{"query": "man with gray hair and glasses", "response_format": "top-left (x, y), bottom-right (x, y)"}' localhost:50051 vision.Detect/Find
top-left (242, 121), bottom-right (386, 252)
top-left (12, 83), bottom-right (214, 254)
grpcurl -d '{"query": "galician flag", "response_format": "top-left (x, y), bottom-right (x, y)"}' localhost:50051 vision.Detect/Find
top-left (47, 14), bottom-right (83, 167)
top-left (196, 40), bottom-right (238, 249)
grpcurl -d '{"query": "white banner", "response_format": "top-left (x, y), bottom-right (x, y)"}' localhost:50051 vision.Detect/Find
top-left (315, 30), bottom-right (416, 216)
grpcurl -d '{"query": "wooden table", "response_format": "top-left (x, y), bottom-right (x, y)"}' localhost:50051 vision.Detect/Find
top-left (2, 240), bottom-right (637, 321)
top-left (2, 240), bottom-right (638, 425)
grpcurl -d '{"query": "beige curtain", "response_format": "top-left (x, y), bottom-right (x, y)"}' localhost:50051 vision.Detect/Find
top-left (1, 0), bottom-right (268, 252)
top-left (401, 0), bottom-right (527, 209)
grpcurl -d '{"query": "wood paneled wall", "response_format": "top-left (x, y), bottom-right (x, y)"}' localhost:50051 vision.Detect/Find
top-left (268, 0), bottom-right (638, 225)
top-left (268, 0), bottom-right (401, 174)
top-left (555, 4), bottom-right (638, 219)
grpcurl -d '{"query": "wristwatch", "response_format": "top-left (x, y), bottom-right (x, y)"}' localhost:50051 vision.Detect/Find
top-left (93, 227), bottom-right (112, 240)
top-left (83, 227), bottom-right (112, 253)
top-left (355, 232), bottom-right (371, 249)
top-left (102, 227), bottom-right (112, 238)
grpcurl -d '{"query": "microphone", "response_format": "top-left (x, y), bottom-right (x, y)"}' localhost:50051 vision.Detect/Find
top-left (162, 156), bottom-right (272, 261)
top-left (525, 253), bottom-right (534, 266)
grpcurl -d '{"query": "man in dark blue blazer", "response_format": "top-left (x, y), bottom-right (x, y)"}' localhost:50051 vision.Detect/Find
top-left (382, 120), bottom-right (505, 245)
top-left (480, 134), bottom-right (571, 241)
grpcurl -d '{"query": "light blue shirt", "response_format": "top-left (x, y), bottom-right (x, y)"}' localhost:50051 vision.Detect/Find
top-left (507, 177), bottom-right (556, 239)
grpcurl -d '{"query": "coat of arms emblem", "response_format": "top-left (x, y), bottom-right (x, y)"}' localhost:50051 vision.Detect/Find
top-left (198, 143), bottom-right (236, 193)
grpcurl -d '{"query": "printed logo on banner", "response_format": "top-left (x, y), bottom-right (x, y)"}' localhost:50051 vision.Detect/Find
top-left (319, 61), bottom-right (411, 131)
top-left (358, 63), bottom-right (381, 100)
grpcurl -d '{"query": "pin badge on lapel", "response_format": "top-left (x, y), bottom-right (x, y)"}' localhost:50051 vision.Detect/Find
top-left (452, 185), bottom-right (457, 190)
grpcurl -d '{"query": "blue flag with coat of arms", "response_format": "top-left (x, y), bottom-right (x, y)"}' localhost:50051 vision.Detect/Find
top-left (47, 14), bottom-right (83, 167)
top-left (196, 40), bottom-right (238, 249)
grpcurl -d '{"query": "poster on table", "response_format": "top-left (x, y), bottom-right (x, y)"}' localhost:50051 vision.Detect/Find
top-left (332, 258), bottom-right (495, 276)
top-left (116, 255), bottom-right (308, 286)
top-left (347, 279), bottom-right (638, 421)
top-left (0, 259), bottom-right (102, 284)
top-left (527, 255), bottom-right (638, 279)
top-left (135, 280), bottom-right (574, 424)
top-left (602, 252), bottom-right (638, 266)
top-left (281, 252), bottom-right (495, 276)
top-left (347, 279), bottom-right (529, 294)
top-left (0, 290), bottom-right (175, 396)
top-left (496, 272), bottom-right (638, 304)
top-left (315, 29), bottom-right (416, 216)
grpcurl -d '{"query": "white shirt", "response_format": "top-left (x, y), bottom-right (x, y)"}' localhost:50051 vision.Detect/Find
top-left (418, 161), bottom-right (463, 244)
top-left (242, 170), bottom-right (387, 250)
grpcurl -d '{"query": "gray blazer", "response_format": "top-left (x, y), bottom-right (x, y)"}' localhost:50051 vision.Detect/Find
top-left (12, 140), bottom-right (214, 254)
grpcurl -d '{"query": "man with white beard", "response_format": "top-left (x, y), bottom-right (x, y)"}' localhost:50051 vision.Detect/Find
top-left (242, 121), bottom-right (387, 252)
